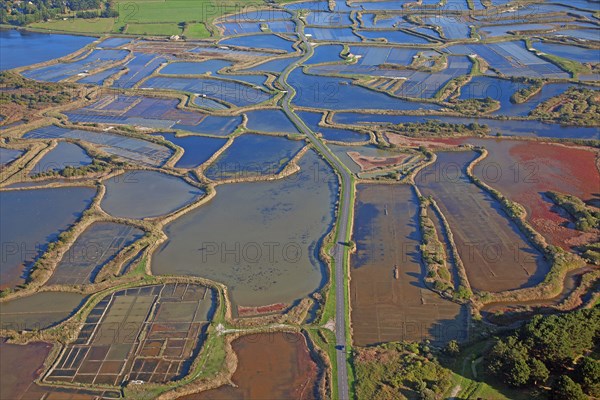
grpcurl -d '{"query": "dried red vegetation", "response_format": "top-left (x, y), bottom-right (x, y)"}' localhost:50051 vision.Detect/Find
top-left (186, 333), bottom-right (318, 400)
top-left (237, 302), bottom-right (287, 316)
top-left (384, 133), bottom-right (458, 149)
top-left (0, 341), bottom-right (52, 399)
top-left (510, 142), bottom-right (598, 248)
top-left (347, 151), bottom-right (409, 171)
top-left (466, 138), bottom-right (600, 250)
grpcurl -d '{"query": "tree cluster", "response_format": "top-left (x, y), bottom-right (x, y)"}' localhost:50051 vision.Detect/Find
top-left (0, 0), bottom-right (117, 26)
top-left (355, 342), bottom-right (452, 400)
top-left (30, 159), bottom-right (110, 179)
top-left (451, 97), bottom-right (499, 115)
top-left (531, 88), bottom-right (600, 127)
top-left (580, 242), bottom-right (600, 265)
top-left (510, 77), bottom-right (544, 104)
top-left (390, 120), bottom-right (490, 137)
top-left (546, 191), bottom-right (600, 232)
top-left (0, 72), bottom-right (75, 122)
top-left (485, 307), bottom-right (600, 399)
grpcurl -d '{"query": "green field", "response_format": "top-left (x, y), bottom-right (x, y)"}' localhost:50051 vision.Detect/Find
top-left (184, 23), bottom-right (211, 39)
top-left (28, 0), bottom-right (262, 37)
top-left (30, 17), bottom-right (116, 34)
top-left (124, 22), bottom-right (182, 36)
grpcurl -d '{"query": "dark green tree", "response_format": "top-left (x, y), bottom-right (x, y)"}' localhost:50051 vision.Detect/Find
top-left (444, 340), bottom-right (460, 356)
top-left (486, 336), bottom-right (531, 386)
top-left (522, 308), bottom-right (599, 367)
top-left (551, 375), bottom-right (587, 400)
top-left (575, 357), bottom-right (600, 397)
top-left (528, 358), bottom-right (549, 386)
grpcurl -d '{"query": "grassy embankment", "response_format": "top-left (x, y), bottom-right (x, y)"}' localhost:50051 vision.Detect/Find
top-left (415, 191), bottom-right (471, 301)
top-left (539, 52), bottom-right (592, 78)
top-left (354, 342), bottom-right (454, 400)
top-left (312, 141), bottom-right (358, 399)
top-left (446, 340), bottom-right (532, 400)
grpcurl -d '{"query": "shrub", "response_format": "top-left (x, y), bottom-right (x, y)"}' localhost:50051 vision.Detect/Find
top-left (546, 191), bottom-right (600, 232)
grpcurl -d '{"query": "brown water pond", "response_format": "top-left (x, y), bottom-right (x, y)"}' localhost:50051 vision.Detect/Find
top-left (351, 184), bottom-right (467, 346)
top-left (0, 291), bottom-right (85, 331)
top-left (0, 340), bottom-right (52, 400)
top-left (152, 150), bottom-right (338, 311)
top-left (415, 151), bottom-right (549, 293)
top-left (183, 332), bottom-right (319, 400)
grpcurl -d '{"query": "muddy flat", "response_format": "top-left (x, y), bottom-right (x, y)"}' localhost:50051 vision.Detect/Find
top-left (350, 184), bottom-right (467, 345)
top-left (0, 340), bottom-right (52, 399)
top-left (183, 332), bottom-right (319, 400)
top-left (415, 151), bottom-right (549, 293)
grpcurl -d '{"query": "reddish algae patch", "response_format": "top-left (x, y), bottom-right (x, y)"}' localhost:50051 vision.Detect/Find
top-left (464, 138), bottom-right (600, 250)
top-left (186, 332), bottom-right (319, 400)
top-left (0, 340), bottom-right (51, 399)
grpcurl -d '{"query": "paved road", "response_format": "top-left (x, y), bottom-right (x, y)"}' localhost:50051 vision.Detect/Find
top-left (277, 18), bottom-right (353, 400)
